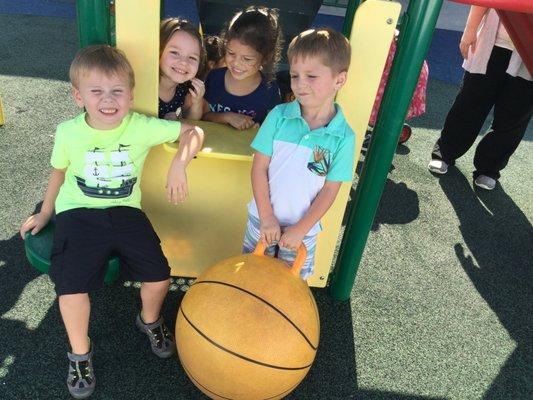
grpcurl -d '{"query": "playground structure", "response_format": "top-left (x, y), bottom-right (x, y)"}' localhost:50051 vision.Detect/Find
top-left (23, 0), bottom-right (532, 300)
top-left (452, 0), bottom-right (533, 75)
top-left (331, 0), bottom-right (532, 300)
top-left (114, 0), bottom-right (399, 289)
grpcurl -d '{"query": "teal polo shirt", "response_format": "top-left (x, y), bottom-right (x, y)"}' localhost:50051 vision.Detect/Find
top-left (248, 100), bottom-right (355, 235)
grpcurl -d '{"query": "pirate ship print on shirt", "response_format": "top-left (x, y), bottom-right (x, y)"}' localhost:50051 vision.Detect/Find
top-left (75, 144), bottom-right (137, 199)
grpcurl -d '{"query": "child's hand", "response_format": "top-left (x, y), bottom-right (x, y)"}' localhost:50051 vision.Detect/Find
top-left (225, 112), bottom-right (255, 130)
top-left (164, 111), bottom-right (178, 121)
top-left (188, 78), bottom-right (205, 103)
top-left (260, 215), bottom-right (281, 246)
top-left (20, 211), bottom-right (51, 239)
top-left (166, 162), bottom-right (188, 204)
top-left (279, 225), bottom-right (306, 252)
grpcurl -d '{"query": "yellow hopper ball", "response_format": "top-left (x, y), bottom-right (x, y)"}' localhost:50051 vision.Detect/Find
top-left (176, 242), bottom-right (320, 400)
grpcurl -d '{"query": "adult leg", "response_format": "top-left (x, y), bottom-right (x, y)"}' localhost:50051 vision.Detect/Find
top-left (432, 47), bottom-right (511, 164)
top-left (474, 75), bottom-right (533, 180)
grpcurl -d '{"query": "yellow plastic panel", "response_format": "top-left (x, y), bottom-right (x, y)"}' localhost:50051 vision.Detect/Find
top-left (164, 120), bottom-right (256, 161)
top-left (311, 0), bottom-right (401, 287)
top-left (141, 122), bottom-right (255, 277)
top-left (115, 0), bottom-right (160, 116)
top-left (132, 0), bottom-right (400, 287)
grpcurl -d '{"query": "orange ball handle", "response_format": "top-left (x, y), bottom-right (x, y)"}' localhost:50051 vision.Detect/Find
top-left (253, 242), bottom-right (308, 277)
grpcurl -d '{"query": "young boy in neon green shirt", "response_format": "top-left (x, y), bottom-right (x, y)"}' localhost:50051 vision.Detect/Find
top-left (20, 45), bottom-right (204, 399)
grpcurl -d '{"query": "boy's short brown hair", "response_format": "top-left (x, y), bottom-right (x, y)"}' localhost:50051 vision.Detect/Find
top-left (288, 27), bottom-right (351, 73)
top-left (69, 45), bottom-right (135, 89)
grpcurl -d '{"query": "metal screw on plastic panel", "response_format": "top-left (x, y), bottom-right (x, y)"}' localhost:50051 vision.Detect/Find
top-left (320, 276), bottom-right (325, 280)
top-left (386, 18), bottom-right (393, 24)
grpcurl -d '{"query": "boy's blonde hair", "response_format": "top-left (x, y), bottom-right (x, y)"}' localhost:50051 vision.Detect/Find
top-left (69, 45), bottom-right (135, 89)
top-left (288, 28), bottom-right (351, 73)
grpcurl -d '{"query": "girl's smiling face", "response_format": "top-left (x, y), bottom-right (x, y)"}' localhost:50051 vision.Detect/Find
top-left (160, 30), bottom-right (201, 84)
top-left (224, 39), bottom-right (262, 81)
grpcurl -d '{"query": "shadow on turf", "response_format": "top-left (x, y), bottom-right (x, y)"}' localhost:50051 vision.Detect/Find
top-left (0, 230), bottom-right (68, 398)
top-left (0, 14), bottom-right (77, 82)
top-left (0, 203), bottom-right (356, 399)
top-left (438, 167), bottom-right (533, 400)
top-left (371, 178), bottom-right (420, 231)
top-left (352, 139), bottom-right (420, 233)
top-left (0, 222), bottom-right (438, 400)
top-left (349, 167), bottom-right (420, 232)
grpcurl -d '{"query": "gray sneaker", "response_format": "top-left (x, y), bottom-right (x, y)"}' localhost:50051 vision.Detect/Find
top-left (136, 313), bottom-right (176, 358)
top-left (428, 159), bottom-right (448, 174)
top-left (474, 175), bottom-right (496, 190)
top-left (67, 343), bottom-right (95, 399)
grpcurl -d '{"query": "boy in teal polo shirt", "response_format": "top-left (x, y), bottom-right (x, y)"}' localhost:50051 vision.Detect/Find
top-left (19, 45), bottom-right (204, 399)
top-left (243, 28), bottom-right (355, 279)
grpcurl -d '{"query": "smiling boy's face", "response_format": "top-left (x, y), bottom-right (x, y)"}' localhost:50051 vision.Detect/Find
top-left (72, 69), bottom-right (133, 130)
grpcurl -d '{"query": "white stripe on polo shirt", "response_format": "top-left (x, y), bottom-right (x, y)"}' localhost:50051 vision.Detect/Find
top-left (247, 100), bottom-right (355, 236)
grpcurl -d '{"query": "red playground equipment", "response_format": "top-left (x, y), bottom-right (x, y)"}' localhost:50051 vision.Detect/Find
top-left (452, 0), bottom-right (533, 75)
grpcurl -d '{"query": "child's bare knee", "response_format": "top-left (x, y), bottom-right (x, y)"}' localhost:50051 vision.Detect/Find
top-left (142, 279), bottom-right (170, 292)
top-left (59, 293), bottom-right (89, 305)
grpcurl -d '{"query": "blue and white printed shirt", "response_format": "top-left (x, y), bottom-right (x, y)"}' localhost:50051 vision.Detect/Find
top-left (248, 100), bottom-right (355, 235)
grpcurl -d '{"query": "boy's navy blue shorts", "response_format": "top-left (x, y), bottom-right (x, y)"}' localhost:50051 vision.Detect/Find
top-left (50, 207), bottom-right (170, 295)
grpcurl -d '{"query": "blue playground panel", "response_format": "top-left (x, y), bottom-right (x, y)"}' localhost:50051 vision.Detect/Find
top-left (0, 0), bottom-right (76, 19)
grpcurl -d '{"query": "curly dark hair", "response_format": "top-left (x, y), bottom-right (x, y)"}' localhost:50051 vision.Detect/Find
top-left (204, 35), bottom-right (224, 65)
top-left (222, 6), bottom-right (282, 82)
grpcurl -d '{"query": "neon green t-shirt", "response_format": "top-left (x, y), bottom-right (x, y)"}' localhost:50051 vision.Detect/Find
top-left (51, 112), bottom-right (181, 214)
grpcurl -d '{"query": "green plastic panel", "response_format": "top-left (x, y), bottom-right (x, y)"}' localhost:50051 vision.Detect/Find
top-left (24, 221), bottom-right (120, 284)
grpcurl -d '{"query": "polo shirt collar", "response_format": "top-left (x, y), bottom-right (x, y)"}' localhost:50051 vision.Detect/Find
top-left (282, 100), bottom-right (346, 137)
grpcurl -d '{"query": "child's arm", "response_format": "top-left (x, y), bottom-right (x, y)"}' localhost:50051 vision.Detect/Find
top-left (182, 78), bottom-right (205, 120)
top-left (20, 168), bottom-right (65, 239)
top-left (279, 181), bottom-right (342, 250)
top-left (166, 123), bottom-right (204, 204)
top-left (252, 151), bottom-right (281, 245)
top-left (460, 6), bottom-right (489, 59)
